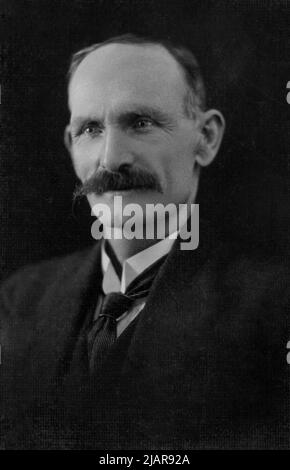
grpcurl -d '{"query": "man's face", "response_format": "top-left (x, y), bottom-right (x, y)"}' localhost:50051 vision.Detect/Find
top-left (68, 43), bottom-right (202, 227)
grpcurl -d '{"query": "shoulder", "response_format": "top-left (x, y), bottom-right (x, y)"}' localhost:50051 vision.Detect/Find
top-left (210, 241), bottom-right (290, 312)
top-left (209, 244), bottom-right (290, 341)
top-left (184, 237), bottom-right (290, 331)
top-left (0, 244), bottom-right (100, 315)
top-left (219, 246), bottom-right (289, 299)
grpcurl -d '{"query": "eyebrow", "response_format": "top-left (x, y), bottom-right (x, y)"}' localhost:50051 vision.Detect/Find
top-left (70, 105), bottom-right (174, 129)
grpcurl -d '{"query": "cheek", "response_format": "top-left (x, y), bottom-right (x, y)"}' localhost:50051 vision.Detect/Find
top-left (71, 146), bottom-right (95, 181)
top-left (163, 142), bottom-right (195, 180)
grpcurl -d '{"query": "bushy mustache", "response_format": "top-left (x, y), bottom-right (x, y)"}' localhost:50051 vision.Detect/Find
top-left (73, 166), bottom-right (163, 199)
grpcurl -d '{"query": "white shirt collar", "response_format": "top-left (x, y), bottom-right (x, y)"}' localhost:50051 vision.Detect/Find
top-left (101, 203), bottom-right (190, 294)
top-left (101, 232), bottom-right (177, 294)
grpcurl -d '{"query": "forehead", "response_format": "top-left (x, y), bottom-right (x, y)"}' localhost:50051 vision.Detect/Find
top-left (68, 43), bottom-right (188, 117)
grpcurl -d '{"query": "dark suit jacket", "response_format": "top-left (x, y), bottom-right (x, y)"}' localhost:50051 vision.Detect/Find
top-left (0, 221), bottom-right (289, 449)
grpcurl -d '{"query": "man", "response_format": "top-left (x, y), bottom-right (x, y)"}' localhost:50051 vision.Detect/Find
top-left (0, 34), bottom-right (289, 450)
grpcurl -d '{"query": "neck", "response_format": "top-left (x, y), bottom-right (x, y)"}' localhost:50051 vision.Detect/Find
top-left (106, 237), bottom-right (161, 265)
top-left (104, 197), bottom-right (197, 265)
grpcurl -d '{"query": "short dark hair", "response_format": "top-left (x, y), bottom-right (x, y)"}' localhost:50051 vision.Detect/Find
top-left (67, 33), bottom-right (206, 116)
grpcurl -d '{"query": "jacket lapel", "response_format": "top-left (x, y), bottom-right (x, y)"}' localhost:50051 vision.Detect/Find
top-left (29, 243), bottom-right (103, 393)
top-left (120, 219), bottom-right (217, 441)
top-left (124, 218), bottom-right (215, 368)
top-left (2, 243), bottom-right (104, 447)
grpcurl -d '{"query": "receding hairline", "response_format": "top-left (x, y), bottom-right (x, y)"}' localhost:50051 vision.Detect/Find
top-left (67, 34), bottom-right (207, 114)
top-left (69, 42), bottom-right (190, 103)
top-left (71, 41), bottom-right (184, 78)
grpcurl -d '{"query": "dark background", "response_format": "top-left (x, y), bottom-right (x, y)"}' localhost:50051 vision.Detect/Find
top-left (0, 0), bottom-right (289, 281)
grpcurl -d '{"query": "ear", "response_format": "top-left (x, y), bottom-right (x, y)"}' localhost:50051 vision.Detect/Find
top-left (195, 109), bottom-right (225, 167)
top-left (64, 125), bottom-right (72, 154)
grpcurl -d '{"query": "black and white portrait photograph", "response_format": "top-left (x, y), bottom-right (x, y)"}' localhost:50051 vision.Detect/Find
top-left (0, 0), bottom-right (289, 454)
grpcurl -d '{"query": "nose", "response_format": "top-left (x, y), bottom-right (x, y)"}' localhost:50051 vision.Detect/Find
top-left (100, 127), bottom-right (134, 172)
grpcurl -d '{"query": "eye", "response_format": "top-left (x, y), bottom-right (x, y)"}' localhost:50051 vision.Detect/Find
top-left (133, 117), bottom-right (154, 130)
top-left (82, 122), bottom-right (103, 136)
